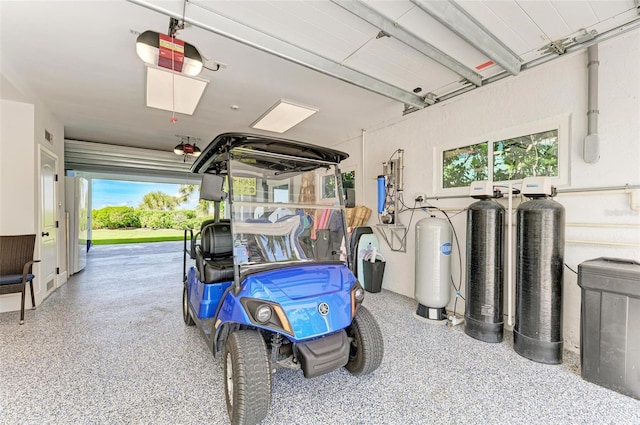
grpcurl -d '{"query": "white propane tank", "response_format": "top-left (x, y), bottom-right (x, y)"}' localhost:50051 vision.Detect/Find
top-left (415, 216), bottom-right (452, 320)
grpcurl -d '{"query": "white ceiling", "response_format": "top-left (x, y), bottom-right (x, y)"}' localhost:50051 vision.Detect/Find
top-left (1, 0), bottom-right (639, 174)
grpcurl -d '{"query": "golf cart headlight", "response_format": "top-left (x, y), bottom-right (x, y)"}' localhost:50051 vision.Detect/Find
top-left (240, 298), bottom-right (294, 335)
top-left (350, 282), bottom-right (365, 319)
top-left (354, 287), bottom-right (365, 302)
top-left (255, 304), bottom-right (272, 323)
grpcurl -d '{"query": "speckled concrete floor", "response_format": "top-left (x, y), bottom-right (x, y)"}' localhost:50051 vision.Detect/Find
top-left (1, 241), bottom-right (639, 425)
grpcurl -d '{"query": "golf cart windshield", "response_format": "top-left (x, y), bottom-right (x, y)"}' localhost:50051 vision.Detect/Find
top-left (228, 152), bottom-right (346, 273)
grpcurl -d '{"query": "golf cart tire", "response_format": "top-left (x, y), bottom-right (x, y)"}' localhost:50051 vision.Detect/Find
top-left (182, 284), bottom-right (195, 326)
top-left (345, 306), bottom-right (384, 376)
top-left (224, 330), bottom-right (272, 425)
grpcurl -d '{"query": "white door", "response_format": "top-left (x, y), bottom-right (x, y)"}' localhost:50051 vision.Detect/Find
top-left (40, 148), bottom-right (58, 295)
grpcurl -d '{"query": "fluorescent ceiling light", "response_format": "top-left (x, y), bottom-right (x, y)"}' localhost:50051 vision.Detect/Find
top-left (251, 100), bottom-right (318, 133)
top-left (145, 65), bottom-right (208, 115)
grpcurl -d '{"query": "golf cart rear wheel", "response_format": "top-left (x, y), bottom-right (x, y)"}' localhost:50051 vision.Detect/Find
top-left (345, 306), bottom-right (384, 376)
top-left (224, 330), bottom-right (272, 425)
top-left (182, 283), bottom-right (195, 326)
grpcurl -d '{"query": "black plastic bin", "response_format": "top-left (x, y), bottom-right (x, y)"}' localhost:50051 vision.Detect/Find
top-left (362, 260), bottom-right (385, 293)
top-left (578, 257), bottom-right (640, 400)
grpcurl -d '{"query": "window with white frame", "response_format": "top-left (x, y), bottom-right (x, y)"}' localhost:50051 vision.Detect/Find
top-left (493, 129), bottom-right (558, 181)
top-left (436, 116), bottom-right (568, 194)
top-left (442, 141), bottom-right (489, 189)
top-left (320, 171), bottom-right (356, 199)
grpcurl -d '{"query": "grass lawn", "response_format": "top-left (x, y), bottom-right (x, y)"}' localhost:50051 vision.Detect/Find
top-left (92, 228), bottom-right (186, 245)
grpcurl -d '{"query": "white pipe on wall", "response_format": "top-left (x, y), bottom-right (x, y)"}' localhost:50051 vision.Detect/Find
top-left (630, 189), bottom-right (640, 211)
top-left (558, 184), bottom-right (640, 193)
top-left (584, 44), bottom-right (600, 163)
top-left (361, 129), bottom-right (366, 206)
top-left (566, 222), bottom-right (640, 229)
top-left (424, 207), bottom-right (466, 213)
top-left (507, 182), bottom-right (514, 327)
top-left (427, 188), bottom-right (640, 216)
top-left (557, 188), bottom-right (640, 211)
top-left (566, 239), bottom-right (640, 247)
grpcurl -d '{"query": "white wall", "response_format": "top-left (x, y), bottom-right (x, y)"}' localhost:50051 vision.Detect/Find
top-left (341, 30), bottom-right (640, 352)
top-left (0, 99), bottom-right (36, 234)
top-left (0, 80), bottom-right (66, 313)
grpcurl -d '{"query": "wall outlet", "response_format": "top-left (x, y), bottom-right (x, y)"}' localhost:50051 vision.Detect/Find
top-left (414, 193), bottom-right (426, 203)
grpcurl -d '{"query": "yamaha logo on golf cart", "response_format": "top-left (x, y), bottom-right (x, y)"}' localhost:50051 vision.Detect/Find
top-left (318, 302), bottom-right (330, 316)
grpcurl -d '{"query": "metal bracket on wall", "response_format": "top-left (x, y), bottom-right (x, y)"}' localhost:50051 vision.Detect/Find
top-left (574, 29), bottom-right (598, 44)
top-left (540, 38), bottom-right (571, 55)
top-left (424, 93), bottom-right (437, 105)
top-left (375, 224), bottom-right (407, 253)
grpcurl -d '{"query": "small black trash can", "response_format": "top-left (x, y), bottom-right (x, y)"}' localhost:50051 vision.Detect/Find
top-left (362, 259), bottom-right (385, 293)
top-left (578, 257), bottom-right (640, 400)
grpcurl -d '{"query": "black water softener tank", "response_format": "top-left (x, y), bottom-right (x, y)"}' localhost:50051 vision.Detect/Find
top-left (514, 198), bottom-right (565, 364)
top-left (465, 199), bottom-right (505, 342)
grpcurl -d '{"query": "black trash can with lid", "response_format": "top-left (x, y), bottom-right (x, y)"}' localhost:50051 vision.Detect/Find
top-left (362, 259), bottom-right (385, 293)
top-left (578, 257), bottom-right (640, 400)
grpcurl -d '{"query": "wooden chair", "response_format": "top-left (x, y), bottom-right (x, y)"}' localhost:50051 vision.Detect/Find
top-left (0, 234), bottom-right (39, 324)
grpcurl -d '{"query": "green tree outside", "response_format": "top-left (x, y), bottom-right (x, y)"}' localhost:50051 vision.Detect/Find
top-left (442, 129), bottom-right (558, 188)
top-left (139, 191), bottom-right (179, 210)
top-left (442, 142), bottom-right (489, 188)
top-left (91, 187), bottom-right (219, 230)
top-left (178, 184), bottom-right (220, 217)
top-left (493, 130), bottom-right (558, 181)
top-left (92, 206), bottom-right (141, 229)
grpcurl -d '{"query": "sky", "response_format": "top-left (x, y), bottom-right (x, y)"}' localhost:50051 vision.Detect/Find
top-left (92, 179), bottom-right (199, 209)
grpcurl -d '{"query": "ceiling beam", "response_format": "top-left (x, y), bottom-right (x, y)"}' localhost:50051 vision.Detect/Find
top-left (411, 0), bottom-right (522, 76)
top-left (127, 0), bottom-right (427, 109)
top-left (332, 0), bottom-right (482, 87)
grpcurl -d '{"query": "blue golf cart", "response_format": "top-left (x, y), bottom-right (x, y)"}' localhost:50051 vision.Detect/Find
top-left (182, 133), bottom-right (384, 425)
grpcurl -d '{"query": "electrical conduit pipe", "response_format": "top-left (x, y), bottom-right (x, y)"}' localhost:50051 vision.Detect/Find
top-left (584, 44), bottom-right (600, 163)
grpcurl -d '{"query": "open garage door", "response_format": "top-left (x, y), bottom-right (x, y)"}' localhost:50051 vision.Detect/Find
top-left (64, 139), bottom-right (198, 182)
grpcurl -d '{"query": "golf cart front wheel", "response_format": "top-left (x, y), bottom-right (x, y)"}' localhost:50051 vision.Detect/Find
top-left (182, 283), bottom-right (195, 326)
top-left (224, 330), bottom-right (272, 425)
top-left (345, 306), bottom-right (384, 376)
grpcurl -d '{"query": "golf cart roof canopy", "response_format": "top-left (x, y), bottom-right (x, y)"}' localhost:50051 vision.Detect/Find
top-left (190, 133), bottom-right (349, 175)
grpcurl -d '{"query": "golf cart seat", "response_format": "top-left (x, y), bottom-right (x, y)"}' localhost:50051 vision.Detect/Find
top-left (193, 173), bottom-right (234, 283)
top-left (196, 222), bottom-right (234, 283)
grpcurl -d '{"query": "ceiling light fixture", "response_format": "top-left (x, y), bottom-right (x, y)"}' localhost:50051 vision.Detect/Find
top-left (145, 65), bottom-right (208, 116)
top-left (251, 100), bottom-right (318, 134)
top-left (173, 135), bottom-right (202, 162)
top-left (135, 16), bottom-right (209, 123)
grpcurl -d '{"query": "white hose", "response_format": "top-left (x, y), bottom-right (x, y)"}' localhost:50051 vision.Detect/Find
top-left (507, 182), bottom-right (514, 327)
